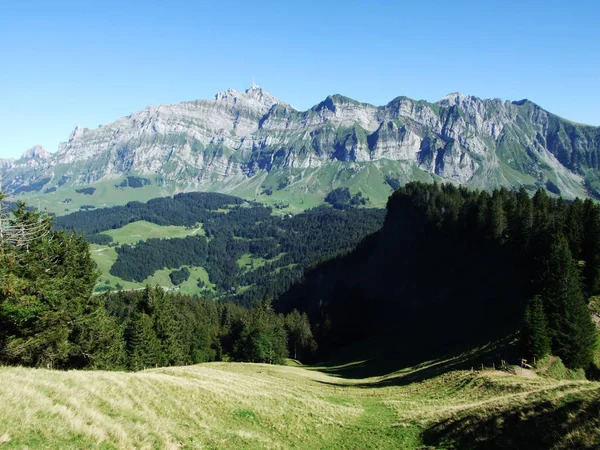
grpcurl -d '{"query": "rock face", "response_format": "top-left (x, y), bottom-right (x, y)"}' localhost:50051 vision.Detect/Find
top-left (2, 86), bottom-right (600, 199)
top-left (1, 146), bottom-right (53, 192)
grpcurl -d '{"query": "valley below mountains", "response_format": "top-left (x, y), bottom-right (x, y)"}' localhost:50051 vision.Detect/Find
top-left (2, 85), bottom-right (600, 213)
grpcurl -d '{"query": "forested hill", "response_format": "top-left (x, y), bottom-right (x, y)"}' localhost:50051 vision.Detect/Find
top-left (54, 192), bottom-right (247, 235)
top-left (55, 192), bottom-right (386, 305)
top-left (277, 182), bottom-right (599, 371)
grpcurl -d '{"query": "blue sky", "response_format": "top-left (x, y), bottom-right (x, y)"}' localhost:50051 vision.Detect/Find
top-left (1, 0), bottom-right (598, 158)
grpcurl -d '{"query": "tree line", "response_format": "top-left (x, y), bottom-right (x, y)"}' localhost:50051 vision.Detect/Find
top-left (4, 184), bottom-right (598, 373)
top-left (99, 201), bottom-right (385, 304)
top-left (101, 287), bottom-right (315, 370)
top-left (54, 191), bottom-right (247, 235)
top-left (0, 196), bottom-right (316, 369)
top-left (280, 182), bottom-right (599, 371)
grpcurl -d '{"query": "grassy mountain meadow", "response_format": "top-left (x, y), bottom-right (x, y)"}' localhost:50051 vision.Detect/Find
top-left (1, 347), bottom-right (599, 449)
top-left (10, 160), bottom-right (404, 218)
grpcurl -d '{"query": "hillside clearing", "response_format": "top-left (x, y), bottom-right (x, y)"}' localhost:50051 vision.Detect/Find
top-left (0, 361), bottom-right (598, 449)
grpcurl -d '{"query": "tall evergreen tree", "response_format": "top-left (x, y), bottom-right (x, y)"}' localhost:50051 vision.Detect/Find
top-left (284, 309), bottom-right (316, 360)
top-left (512, 187), bottom-right (533, 255)
top-left (565, 198), bottom-right (585, 260)
top-left (582, 199), bottom-right (600, 296)
top-left (0, 200), bottom-right (116, 368)
top-left (539, 234), bottom-right (597, 368)
top-left (146, 286), bottom-right (186, 366)
top-left (125, 312), bottom-right (162, 371)
top-left (234, 300), bottom-right (287, 364)
top-left (521, 296), bottom-right (551, 361)
top-left (488, 191), bottom-right (508, 243)
top-left (68, 294), bottom-right (126, 370)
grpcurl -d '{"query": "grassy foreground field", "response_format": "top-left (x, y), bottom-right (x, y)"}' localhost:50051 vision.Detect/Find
top-left (1, 358), bottom-right (599, 449)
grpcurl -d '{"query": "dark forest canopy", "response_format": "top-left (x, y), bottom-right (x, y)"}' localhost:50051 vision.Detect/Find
top-left (55, 191), bottom-right (248, 235)
top-left (110, 206), bottom-right (384, 304)
top-left (56, 192), bottom-right (385, 306)
top-left (101, 287), bottom-right (315, 370)
top-left (3, 185), bottom-right (599, 374)
top-left (279, 182), bottom-right (599, 370)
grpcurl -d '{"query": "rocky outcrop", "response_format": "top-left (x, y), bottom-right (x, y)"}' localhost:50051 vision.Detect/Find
top-left (2, 86), bottom-right (599, 199)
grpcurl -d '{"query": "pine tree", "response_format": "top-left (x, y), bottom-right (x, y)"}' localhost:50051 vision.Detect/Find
top-left (125, 312), bottom-right (162, 371)
top-left (150, 286), bottom-right (186, 366)
top-left (512, 187), bottom-right (533, 255)
top-left (582, 199), bottom-right (600, 296)
top-left (540, 234), bottom-right (597, 369)
top-left (233, 300), bottom-right (287, 364)
top-left (0, 200), bottom-right (103, 368)
top-left (69, 304), bottom-right (126, 370)
top-left (488, 190), bottom-right (508, 243)
top-left (521, 296), bottom-right (551, 361)
top-left (284, 309), bottom-right (316, 360)
top-left (565, 198), bottom-right (585, 260)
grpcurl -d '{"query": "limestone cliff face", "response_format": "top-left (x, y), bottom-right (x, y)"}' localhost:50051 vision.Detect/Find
top-left (2, 86), bottom-right (599, 199)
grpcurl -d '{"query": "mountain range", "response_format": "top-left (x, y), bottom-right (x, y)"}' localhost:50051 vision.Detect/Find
top-left (2, 85), bottom-right (600, 207)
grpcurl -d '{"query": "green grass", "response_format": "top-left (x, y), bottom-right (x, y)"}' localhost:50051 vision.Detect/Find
top-left (89, 221), bottom-right (208, 294)
top-left (12, 159), bottom-right (437, 218)
top-left (90, 241), bottom-right (214, 294)
top-left (101, 221), bottom-right (204, 246)
top-left (176, 266), bottom-right (215, 294)
top-left (0, 356), bottom-right (599, 449)
top-left (534, 356), bottom-right (587, 381)
top-left (236, 253), bottom-right (285, 273)
top-left (236, 253), bottom-right (266, 271)
top-left (18, 177), bottom-right (175, 217)
top-left (92, 260), bottom-right (215, 295)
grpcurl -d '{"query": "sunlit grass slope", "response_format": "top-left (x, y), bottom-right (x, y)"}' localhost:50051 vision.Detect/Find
top-left (101, 220), bottom-right (205, 246)
top-left (89, 221), bottom-right (212, 294)
top-left (1, 359), bottom-right (599, 449)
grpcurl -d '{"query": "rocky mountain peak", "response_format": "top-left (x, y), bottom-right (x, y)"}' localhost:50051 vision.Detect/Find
top-left (214, 85), bottom-right (287, 112)
top-left (20, 145), bottom-right (50, 160)
top-left (439, 92), bottom-right (469, 106)
top-left (0, 157), bottom-right (14, 168)
top-left (2, 87), bottom-right (599, 203)
top-left (69, 125), bottom-right (89, 142)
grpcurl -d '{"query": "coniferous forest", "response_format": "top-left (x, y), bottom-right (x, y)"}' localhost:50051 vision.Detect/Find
top-left (1, 185), bottom-right (599, 374)
top-left (56, 192), bottom-right (386, 305)
top-left (278, 183), bottom-right (599, 371)
top-left (0, 197), bottom-right (314, 370)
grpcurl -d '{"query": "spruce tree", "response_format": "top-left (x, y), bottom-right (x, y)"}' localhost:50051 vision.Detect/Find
top-left (512, 187), bottom-right (533, 255)
top-left (125, 312), bottom-right (162, 371)
top-left (0, 200), bottom-right (108, 368)
top-left (489, 191), bottom-right (508, 243)
top-left (540, 234), bottom-right (597, 368)
top-left (150, 286), bottom-right (186, 366)
top-left (582, 199), bottom-right (600, 296)
top-left (284, 309), bottom-right (316, 360)
top-left (521, 296), bottom-right (551, 361)
top-left (565, 198), bottom-right (585, 260)
top-left (233, 300), bottom-right (287, 364)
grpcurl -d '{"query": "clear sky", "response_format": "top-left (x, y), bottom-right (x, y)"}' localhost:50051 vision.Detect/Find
top-left (1, 0), bottom-right (598, 159)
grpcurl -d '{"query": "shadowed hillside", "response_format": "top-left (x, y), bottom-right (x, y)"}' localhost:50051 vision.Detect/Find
top-left (278, 182), bottom-right (599, 373)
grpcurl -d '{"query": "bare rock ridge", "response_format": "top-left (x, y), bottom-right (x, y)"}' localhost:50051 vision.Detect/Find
top-left (2, 86), bottom-right (600, 200)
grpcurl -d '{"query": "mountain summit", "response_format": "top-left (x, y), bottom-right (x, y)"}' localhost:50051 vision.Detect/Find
top-left (2, 87), bottom-right (600, 203)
